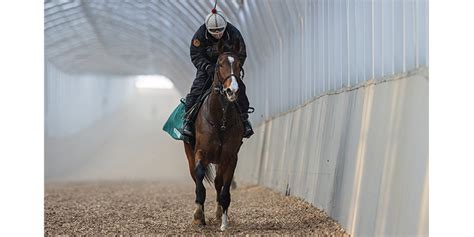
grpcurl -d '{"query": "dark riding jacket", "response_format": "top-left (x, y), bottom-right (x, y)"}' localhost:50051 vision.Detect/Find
top-left (190, 22), bottom-right (247, 72)
top-left (186, 22), bottom-right (250, 118)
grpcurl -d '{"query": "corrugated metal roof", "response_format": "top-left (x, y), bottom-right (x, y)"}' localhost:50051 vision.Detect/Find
top-left (45, 0), bottom-right (239, 93)
top-left (45, 0), bottom-right (429, 124)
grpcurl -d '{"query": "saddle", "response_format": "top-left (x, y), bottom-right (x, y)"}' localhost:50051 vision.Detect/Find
top-left (163, 79), bottom-right (253, 142)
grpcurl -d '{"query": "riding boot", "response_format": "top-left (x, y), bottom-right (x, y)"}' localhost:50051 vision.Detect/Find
top-left (183, 69), bottom-right (208, 142)
top-left (243, 119), bottom-right (254, 138)
top-left (241, 113), bottom-right (254, 138)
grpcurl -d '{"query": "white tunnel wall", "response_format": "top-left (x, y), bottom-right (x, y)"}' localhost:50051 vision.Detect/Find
top-left (44, 0), bottom-right (428, 235)
top-left (235, 2), bottom-right (429, 234)
top-left (236, 68), bottom-right (428, 236)
top-left (243, 0), bottom-right (428, 125)
top-left (45, 62), bottom-right (134, 137)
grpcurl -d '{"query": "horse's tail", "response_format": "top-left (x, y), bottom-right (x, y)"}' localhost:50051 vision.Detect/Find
top-left (204, 164), bottom-right (215, 184)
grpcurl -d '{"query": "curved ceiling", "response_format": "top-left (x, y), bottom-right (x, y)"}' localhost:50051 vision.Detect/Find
top-left (45, 0), bottom-right (248, 93)
top-left (45, 0), bottom-right (428, 124)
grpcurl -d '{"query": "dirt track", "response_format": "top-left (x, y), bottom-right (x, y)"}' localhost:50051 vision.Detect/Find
top-left (45, 181), bottom-right (347, 236)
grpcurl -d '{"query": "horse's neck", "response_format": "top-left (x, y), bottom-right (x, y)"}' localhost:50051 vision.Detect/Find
top-left (207, 90), bottom-right (225, 119)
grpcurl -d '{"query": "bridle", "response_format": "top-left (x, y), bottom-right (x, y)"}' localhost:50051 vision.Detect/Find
top-left (208, 53), bottom-right (244, 132)
top-left (213, 72), bottom-right (237, 95)
top-left (213, 54), bottom-right (244, 95)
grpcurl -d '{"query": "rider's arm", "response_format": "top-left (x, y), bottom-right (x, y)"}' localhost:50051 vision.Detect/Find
top-left (190, 26), bottom-right (213, 72)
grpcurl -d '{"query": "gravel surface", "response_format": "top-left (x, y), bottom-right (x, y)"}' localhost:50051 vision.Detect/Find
top-left (45, 181), bottom-right (348, 236)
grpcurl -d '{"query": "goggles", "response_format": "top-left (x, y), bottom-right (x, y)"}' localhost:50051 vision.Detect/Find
top-left (209, 27), bottom-right (225, 34)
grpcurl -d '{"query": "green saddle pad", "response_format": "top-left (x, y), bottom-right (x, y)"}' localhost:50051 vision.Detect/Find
top-left (163, 99), bottom-right (186, 140)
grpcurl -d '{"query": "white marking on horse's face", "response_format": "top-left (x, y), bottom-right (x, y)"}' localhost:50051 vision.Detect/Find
top-left (225, 55), bottom-right (239, 94)
top-left (226, 87), bottom-right (237, 102)
top-left (230, 77), bottom-right (238, 92)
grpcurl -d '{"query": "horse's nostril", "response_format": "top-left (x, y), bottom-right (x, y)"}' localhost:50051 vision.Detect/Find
top-left (226, 88), bottom-right (232, 94)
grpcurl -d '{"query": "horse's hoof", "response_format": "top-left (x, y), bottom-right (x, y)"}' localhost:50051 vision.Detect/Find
top-left (192, 217), bottom-right (206, 226)
top-left (220, 212), bottom-right (229, 231)
top-left (192, 219), bottom-right (206, 226)
top-left (193, 204), bottom-right (206, 226)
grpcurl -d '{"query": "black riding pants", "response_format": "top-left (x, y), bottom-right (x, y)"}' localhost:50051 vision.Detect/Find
top-left (185, 70), bottom-right (250, 120)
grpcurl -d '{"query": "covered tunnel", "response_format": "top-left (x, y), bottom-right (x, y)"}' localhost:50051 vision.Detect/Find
top-left (45, 0), bottom-right (428, 236)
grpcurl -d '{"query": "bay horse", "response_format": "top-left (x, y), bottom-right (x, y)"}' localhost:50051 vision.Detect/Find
top-left (183, 41), bottom-right (244, 231)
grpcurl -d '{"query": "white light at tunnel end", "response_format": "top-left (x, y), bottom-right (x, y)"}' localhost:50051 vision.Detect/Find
top-left (135, 75), bottom-right (174, 89)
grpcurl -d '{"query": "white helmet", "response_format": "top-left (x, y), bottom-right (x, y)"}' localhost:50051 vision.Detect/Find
top-left (205, 9), bottom-right (227, 39)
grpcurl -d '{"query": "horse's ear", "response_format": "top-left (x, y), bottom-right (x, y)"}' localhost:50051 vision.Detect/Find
top-left (218, 40), bottom-right (234, 54)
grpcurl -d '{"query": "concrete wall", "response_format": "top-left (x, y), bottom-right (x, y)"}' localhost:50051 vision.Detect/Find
top-left (236, 68), bottom-right (428, 236)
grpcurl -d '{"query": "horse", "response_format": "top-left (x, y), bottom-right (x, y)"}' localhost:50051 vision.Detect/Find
top-left (183, 41), bottom-right (244, 231)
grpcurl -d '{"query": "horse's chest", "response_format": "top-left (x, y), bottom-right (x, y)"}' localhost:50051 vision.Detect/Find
top-left (205, 140), bottom-right (223, 163)
top-left (205, 138), bottom-right (237, 164)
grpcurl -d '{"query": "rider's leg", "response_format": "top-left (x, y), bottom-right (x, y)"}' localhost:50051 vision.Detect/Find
top-left (236, 81), bottom-right (254, 138)
top-left (183, 70), bottom-right (210, 137)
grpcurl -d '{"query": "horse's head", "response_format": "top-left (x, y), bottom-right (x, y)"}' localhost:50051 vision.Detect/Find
top-left (213, 40), bottom-right (242, 102)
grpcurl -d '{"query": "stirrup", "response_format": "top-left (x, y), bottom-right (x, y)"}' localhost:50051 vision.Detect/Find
top-left (182, 124), bottom-right (194, 144)
top-left (182, 121), bottom-right (194, 135)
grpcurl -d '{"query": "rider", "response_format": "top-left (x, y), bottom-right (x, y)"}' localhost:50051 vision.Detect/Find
top-left (183, 8), bottom-right (254, 139)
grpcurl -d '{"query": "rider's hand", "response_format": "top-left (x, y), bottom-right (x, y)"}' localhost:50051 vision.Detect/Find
top-left (206, 65), bottom-right (215, 77)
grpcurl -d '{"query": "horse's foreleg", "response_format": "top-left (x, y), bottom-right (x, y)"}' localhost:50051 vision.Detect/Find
top-left (193, 150), bottom-right (207, 226)
top-left (214, 165), bottom-right (224, 221)
top-left (219, 158), bottom-right (237, 231)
